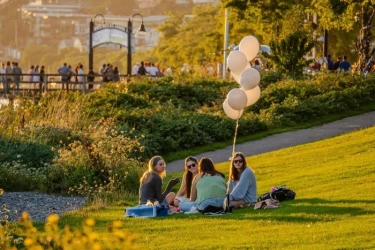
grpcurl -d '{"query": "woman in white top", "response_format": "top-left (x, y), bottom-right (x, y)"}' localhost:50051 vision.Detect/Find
top-left (28, 65), bottom-right (35, 89)
top-left (174, 156), bottom-right (199, 207)
top-left (77, 64), bottom-right (85, 90)
top-left (33, 65), bottom-right (40, 89)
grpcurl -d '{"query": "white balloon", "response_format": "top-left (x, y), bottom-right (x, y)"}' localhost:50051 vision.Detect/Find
top-left (240, 68), bottom-right (261, 90)
top-left (232, 72), bottom-right (241, 84)
top-left (227, 51), bottom-right (248, 75)
top-left (239, 36), bottom-right (260, 62)
top-left (241, 85), bottom-right (261, 106)
top-left (260, 45), bottom-right (271, 55)
top-left (232, 63), bottom-right (250, 84)
top-left (227, 88), bottom-right (247, 110)
top-left (223, 99), bottom-right (243, 120)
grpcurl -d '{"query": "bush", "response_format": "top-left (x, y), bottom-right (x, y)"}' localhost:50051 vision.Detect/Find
top-left (0, 210), bottom-right (136, 249)
top-left (1, 74), bottom-right (375, 195)
top-left (47, 118), bottom-right (144, 198)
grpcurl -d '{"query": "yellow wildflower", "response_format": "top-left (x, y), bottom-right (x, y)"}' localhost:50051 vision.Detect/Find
top-left (85, 218), bottom-right (95, 227)
top-left (47, 214), bottom-right (59, 224)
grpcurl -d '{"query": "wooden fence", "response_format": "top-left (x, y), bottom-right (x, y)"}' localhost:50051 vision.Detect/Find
top-left (0, 73), bottom-right (130, 95)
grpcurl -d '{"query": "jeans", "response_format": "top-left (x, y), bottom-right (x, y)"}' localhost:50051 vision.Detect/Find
top-left (179, 197), bottom-right (225, 212)
top-left (179, 200), bottom-right (195, 212)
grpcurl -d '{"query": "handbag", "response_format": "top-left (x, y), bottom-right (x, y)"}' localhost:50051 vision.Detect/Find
top-left (254, 198), bottom-right (280, 210)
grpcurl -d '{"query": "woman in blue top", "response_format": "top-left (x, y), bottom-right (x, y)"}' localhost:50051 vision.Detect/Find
top-left (227, 152), bottom-right (257, 207)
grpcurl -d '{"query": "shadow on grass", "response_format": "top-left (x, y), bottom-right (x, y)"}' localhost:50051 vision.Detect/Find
top-left (295, 198), bottom-right (375, 204)
top-left (127, 198), bottom-right (375, 223)
top-left (60, 198), bottom-right (375, 227)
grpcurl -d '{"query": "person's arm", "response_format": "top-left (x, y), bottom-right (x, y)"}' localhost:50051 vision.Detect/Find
top-left (229, 168), bottom-right (255, 201)
top-left (189, 173), bottom-right (202, 201)
top-left (176, 173), bottom-right (187, 197)
top-left (153, 175), bottom-right (180, 203)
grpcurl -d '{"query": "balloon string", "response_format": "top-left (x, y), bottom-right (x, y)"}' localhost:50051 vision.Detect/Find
top-left (232, 114), bottom-right (240, 158)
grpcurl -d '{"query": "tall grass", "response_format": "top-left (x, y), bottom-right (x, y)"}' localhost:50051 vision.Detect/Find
top-left (59, 126), bottom-right (375, 249)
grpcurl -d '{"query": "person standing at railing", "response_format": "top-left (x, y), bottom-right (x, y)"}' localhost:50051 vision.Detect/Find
top-left (105, 64), bottom-right (113, 83)
top-left (0, 63), bottom-right (6, 92)
top-left (33, 65), bottom-right (40, 90)
top-left (28, 65), bottom-right (35, 90)
top-left (39, 66), bottom-right (45, 92)
top-left (58, 63), bottom-right (73, 91)
top-left (87, 68), bottom-right (96, 90)
top-left (100, 63), bottom-right (106, 82)
top-left (137, 61), bottom-right (148, 77)
top-left (113, 67), bottom-right (120, 82)
top-left (12, 62), bottom-right (22, 91)
top-left (5, 61), bottom-right (13, 93)
top-left (73, 63), bottom-right (82, 90)
top-left (77, 64), bottom-right (85, 90)
top-left (132, 62), bottom-right (140, 76)
top-left (148, 63), bottom-right (159, 78)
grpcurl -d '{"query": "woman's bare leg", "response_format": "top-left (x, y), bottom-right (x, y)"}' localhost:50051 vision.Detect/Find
top-left (166, 192), bottom-right (176, 205)
top-left (229, 199), bottom-right (247, 207)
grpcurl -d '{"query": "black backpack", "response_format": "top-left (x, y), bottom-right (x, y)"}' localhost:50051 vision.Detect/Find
top-left (257, 186), bottom-right (296, 202)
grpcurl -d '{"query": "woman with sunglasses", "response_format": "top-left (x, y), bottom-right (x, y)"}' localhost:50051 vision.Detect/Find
top-left (173, 156), bottom-right (199, 207)
top-left (139, 155), bottom-right (180, 209)
top-left (179, 157), bottom-right (226, 212)
top-left (227, 152), bottom-right (257, 208)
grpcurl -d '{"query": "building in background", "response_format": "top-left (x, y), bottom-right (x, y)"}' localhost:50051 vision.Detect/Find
top-left (20, 0), bottom-right (167, 52)
top-left (1, 0), bottom-right (218, 60)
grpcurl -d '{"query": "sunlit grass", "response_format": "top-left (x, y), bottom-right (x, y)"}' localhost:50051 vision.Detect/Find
top-left (59, 126), bottom-right (375, 249)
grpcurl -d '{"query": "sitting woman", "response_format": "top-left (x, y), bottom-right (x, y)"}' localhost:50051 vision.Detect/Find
top-left (139, 155), bottom-right (180, 208)
top-left (179, 157), bottom-right (226, 212)
top-left (227, 152), bottom-right (257, 208)
top-left (174, 156), bottom-right (199, 207)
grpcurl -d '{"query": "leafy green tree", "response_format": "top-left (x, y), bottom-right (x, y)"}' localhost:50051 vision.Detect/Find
top-left (263, 31), bottom-right (315, 78)
top-left (222, 0), bottom-right (375, 71)
top-left (154, 6), bottom-right (225, 67)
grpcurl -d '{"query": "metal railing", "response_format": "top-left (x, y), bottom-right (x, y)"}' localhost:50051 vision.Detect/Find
top-left (0, 73), bottom-right (130, 95)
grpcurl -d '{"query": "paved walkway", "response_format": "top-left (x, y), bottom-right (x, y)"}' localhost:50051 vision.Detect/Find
top-left (167, 111), bottom-right (375, 173)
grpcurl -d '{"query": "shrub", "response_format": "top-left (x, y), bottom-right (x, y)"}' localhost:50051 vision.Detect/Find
top-left (47, 118), bottom-right (144, 199)
top-left (0, 211), bottom-right (136, 249)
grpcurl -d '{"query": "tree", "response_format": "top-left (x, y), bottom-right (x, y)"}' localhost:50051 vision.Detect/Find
top-left (263, 31), bottom-right (316, 78)
top-left (222, 0), bottom-right (375, 73)
top-left (153, 6), bottom-right (225, 68)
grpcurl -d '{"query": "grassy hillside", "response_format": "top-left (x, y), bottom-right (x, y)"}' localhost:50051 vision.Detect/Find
top-left (59, 125), bottom-right (375, 249)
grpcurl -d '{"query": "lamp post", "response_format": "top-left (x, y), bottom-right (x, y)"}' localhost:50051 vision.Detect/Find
top-left (89, 14), bottom-right (105, 71)
top-left (323, 29), bottom-right (328, 58)
top-left (127, 13), bottom-right (146, 76)
top-left (223, 9), bottom-right (229, 79)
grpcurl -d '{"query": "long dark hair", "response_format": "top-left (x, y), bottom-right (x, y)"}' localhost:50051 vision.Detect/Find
top-left (198, 157), bottom-right (225, 178)
top-left (229, 152), bottom-right (247, 181)
top-left (184, 156), bottom-right (197, 198)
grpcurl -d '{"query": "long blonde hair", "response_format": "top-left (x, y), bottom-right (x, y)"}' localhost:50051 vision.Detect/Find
top-left (140, 155), bottom-right (166, 184)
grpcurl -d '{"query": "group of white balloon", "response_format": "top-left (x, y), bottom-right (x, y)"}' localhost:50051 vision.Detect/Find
top-left (223, 35), bottom-right (262, 120)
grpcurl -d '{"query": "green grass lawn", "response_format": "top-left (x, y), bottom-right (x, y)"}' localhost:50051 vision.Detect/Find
top-left (60, 126), bottom-right (375, 249)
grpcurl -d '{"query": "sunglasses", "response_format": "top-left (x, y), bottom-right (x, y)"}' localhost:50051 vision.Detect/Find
top-left (187, 163), bottom-right (196, 169)
top-left (234, 159), bottom-right (243, 164)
